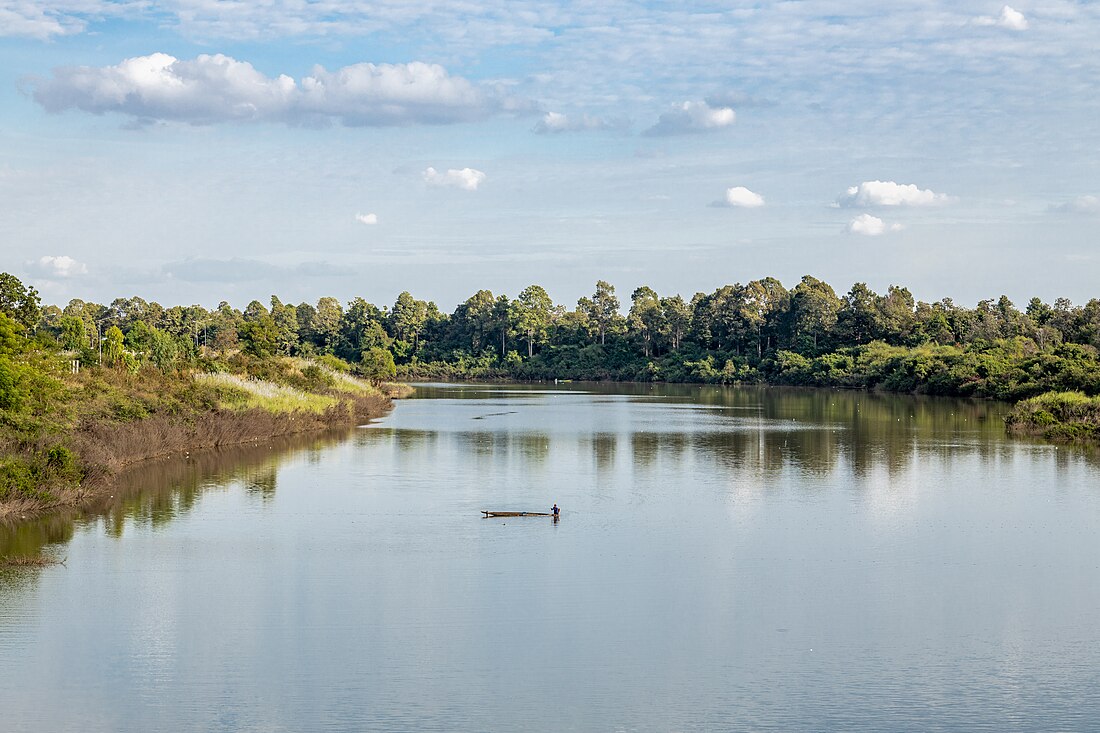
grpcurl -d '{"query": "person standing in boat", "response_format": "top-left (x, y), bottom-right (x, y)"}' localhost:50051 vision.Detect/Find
top-left (552, 503), bottom-right (560, 517)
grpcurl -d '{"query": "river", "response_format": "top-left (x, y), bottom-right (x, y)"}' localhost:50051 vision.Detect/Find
top-left (2, 383), bottom-right (1099, 731)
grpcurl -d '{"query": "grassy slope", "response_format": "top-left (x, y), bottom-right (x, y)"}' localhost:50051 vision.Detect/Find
top-left (0, 353), bottom-right (401, 518)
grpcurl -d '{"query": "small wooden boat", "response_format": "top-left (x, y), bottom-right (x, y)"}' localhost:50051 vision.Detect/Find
top-left (482, 510), bottom-right (553, 517)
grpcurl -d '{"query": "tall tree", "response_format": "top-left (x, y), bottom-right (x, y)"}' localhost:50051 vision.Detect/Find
top-left (579, 280), bottom-right (619, 345)
top-left (59, 315), bottom-right (89, 350)
top-left (455, 290), bottom-right (497, 353)
top-left (789, 275), bottom-right (840, 352)
top-left (628, 286), bottom-right (664, 357)
top-left (0, 273), bottom-right (41, 330)
top-left (876, 285), bottom-right (917, 345)
top-left (492, 294), bottom-right (512, 356)
top-left (241, 314), bottom-right (279, 358)
top-left (514, 285), bottom-right (554, 357)
top-left (746, 277), bottom-right (789, 355)
top-left (313, 297), bottom-right (343, 352)
top-left (391, 292), bottom-right (428, 351)
top-left (660, 295), bottom-right (691, 352)
top-left (837, 282), bottom-right (881, 346)
top-left (270, 296), bottom-right (300, 356)
top-left (103, 326), bottom-right (125, 366)
top-left (337, 297), bottom-right (382, 360)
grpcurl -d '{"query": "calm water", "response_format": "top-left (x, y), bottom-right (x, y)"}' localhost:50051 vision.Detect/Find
top-left (2, 383), bottom-right (1100, 732)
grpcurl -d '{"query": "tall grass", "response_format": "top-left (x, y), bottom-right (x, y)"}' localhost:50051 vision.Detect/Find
top-left (194, 372), bottom-right (338, 414)
top-left (287, 358), bottom-right (382, 396)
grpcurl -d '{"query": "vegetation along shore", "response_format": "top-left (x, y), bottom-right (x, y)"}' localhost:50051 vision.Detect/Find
top-left (4, 269), bottom-right (1100, 516)
top-left (0, 273), bottom-right (406, 519)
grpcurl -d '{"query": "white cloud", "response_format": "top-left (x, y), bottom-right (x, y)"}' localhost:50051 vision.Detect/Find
top-left (838, 180), bottom-right (951, 207)
top-left (0, 1), bottom-right (108, 39)
top-left (847, 214), bottom-right (903, 236)
top-left (715, 186), bottom-right (765, 208)
top-left (1051, 195), bottom-right (1100, 214)
top-left (355, 212), bottom-right (378, 225)
top-left (532, 111), bottom-right (624, 134)
top-left (29, 53), bottom-right (512, 126)
top-left (976, 6), bottom-right (1029, 31)
top-left (423, 167), bottom-right (486, 191)
top-left (643, 100), bottom-right (735, 136)
top-left (27, 255), bottom-right (88, 278)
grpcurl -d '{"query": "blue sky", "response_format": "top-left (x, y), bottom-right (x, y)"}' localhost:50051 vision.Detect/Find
top-left (2, 1), bottom-right (1098, 311)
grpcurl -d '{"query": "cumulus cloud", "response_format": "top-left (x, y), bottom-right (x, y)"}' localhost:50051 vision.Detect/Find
top-left (1051, 195), bottom-right (1100, 214)
top-left (847, 214), bottom-right (903, 236)
top-left (712, 186), bottom-right (765, 208)
top-left (355, 212), bottom-right (378, 225)
top-left (532, 111), bottom-right (625, 134)
top-left (643, 100), bottom-right (735, 136)
top-left (423, 167), bottom-right (486, 191)
top-left (838, 180), bottom-right (951, 207)
top-left (26, 255), bottom-right (87, 278)
top-left (976, 6), bottom-right (1029, 31)
top-left (27, 53), bottom-right (514, 126)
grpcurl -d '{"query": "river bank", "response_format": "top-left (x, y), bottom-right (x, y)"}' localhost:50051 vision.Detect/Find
top-left (0, 353), bottom-right (409, 522)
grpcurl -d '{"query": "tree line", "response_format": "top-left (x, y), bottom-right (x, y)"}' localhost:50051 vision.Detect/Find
top-left (5, 271), bottom-right (1100, 400)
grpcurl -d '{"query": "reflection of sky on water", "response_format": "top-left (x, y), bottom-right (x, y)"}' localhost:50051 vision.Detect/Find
top-left (3, 384), bottom-right (1100, 732)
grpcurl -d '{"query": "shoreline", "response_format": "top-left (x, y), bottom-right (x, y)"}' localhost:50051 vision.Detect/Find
top-left (0, 385), bottom-right (405, 523)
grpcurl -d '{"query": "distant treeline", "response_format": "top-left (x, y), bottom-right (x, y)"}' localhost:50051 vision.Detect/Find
top-left (7, 272), bottom-right (1100, 400)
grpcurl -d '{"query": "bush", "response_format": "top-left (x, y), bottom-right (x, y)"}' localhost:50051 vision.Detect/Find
top-left (0, 355), bottom-right (21, 411)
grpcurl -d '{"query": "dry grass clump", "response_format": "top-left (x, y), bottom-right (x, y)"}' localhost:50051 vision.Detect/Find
top-left (286, 357), bottom-right (382, 396)
top-left (194, 372), bottom-right (338, 414)
top-left (381, 382), bottom-right (415, 398)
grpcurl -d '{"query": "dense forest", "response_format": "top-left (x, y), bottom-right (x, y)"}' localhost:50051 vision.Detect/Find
top-left (8, 272), bottom-right (1100, 401)
top-left (5, 270), bottom-right (1100, 509)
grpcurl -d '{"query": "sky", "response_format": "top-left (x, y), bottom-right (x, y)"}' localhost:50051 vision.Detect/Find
top-left (1, 1), bottom-right (1098, 312)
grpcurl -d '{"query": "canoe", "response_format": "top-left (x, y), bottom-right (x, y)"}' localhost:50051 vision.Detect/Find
top-left (481, 511), bottom-right (553, 517)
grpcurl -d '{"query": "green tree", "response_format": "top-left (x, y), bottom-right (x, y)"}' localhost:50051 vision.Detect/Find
top-left (660, 295), bottom-right (691, 352)
top-left (0, 355), bottom-right (19, 411)
top-left (492, 294), bottom-right (513, 356)
top-left (628, 286), bottom-right (664, 357)
top-left (359, 347), bottom-right (397, 383)
top-left (837, 282), bottom-right (881, 346)
top-left (243, 299), bottom-right (269, 323)
top-left (391, 292), bottom-right (428, 352)
top-left (59, 315), bottom-right (90, 350)
top-left (149, 328), bottom-right (180, 371)
top-left (454, 290), bottom-right (497, 353)
top-left (789, 275), bottom-right (840, 353)
top-left (579, 280), bottom-right (619, 345)
top-left (750, 277), bottom-right (790, 355)
top-left (241, 314), bottom-right (279, 358)
top-left (0, 312), bottom-right (24, 356)
top-left (514, 285), bottom-right (554, 357)
top-left (103, 325), bottom-right (125, 367)
top-left (313, 297), bottom-right (344, 352)
top-left (876, 285), bottom-right (917, 345)
top-left (270, 296), bottom-right (300, 356)
top-left (0, 273), bottom-right (41, 330)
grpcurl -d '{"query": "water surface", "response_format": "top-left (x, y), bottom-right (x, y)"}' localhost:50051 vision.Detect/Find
top-left (2, 383), bottom-right (1099, 731)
